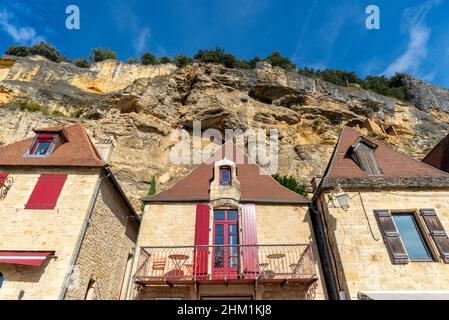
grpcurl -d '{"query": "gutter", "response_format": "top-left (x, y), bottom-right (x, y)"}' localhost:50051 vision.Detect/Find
top-left (58, 169), bottom-right (111, 300)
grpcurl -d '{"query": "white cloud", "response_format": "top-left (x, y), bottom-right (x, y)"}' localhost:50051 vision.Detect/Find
top-left (383, 0), bottom-right (440, 76)
top-left (0, 9), bottom-right (44, 44)
top-left (133, 27), bottom-right (151, 54)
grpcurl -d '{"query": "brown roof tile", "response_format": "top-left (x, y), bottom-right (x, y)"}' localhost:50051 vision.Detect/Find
top-left (422, 133), bottom-right (449, 173)
top-left (0, 123), bottom-right (106, 167)
top-left (144, 142), bottom-right (309, 204)
top-left (324, 127), bottom-right (449, 180)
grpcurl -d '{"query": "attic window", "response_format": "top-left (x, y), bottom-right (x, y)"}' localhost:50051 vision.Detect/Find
top-left (219, 166), bottom-right (232, 186)
top-left (350, 139), bottom-right (382, 176)
top-left (28, 134), bottom-right (55, 157)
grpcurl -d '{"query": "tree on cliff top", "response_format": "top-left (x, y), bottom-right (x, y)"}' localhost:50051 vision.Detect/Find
top-left (5, 42), bottom-right (66, 62)
top-left (140, 52), bottom-right (159, 65)
top-left (91, 48), bottom-right (117, 63)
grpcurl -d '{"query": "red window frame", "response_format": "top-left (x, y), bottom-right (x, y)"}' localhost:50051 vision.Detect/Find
top-left (212, 209), bottom-right (239, 279)
top-left (29, 134), bottom-right (55, 156)
top-left (219, 167), bottom-right (231, 186)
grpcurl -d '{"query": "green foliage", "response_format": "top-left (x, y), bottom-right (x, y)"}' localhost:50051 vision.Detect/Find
top-left (5, 45), bottom-right (30, 57)
top-left (91, 48), bottom-right (117, 63)
top-left (18, 101), bottom-right (42, 112)
top-left (312, 117), bottom-right (322, 127)
top-left (194, 47), bottom-right (244, 68)
top-left (72, 109), bottom-right (85, 118)
top-left (127, 57), bottom-right (139, 64)
top-left (5, 42), bottom-right (66, 62)
top-left (248, 56), bottom-right (263, 69)
top-left (73, 58), bottom-right (90, 68)
top-left (360, 73), bottom-right (409, 101)
top-left (173, 54), bottom-right (193, 68)
top-left (51, 110), bottom-right (65, 117)
top-left (148, 176), bottom-right (156, 196)
top-left (266, 51), bottom-right (297, 71)
top-left (140, 52), bottom-right (159, 65)
top-left (272, 174), bottom-right (307, 197)
top-left (29, 42), bottom-right (66, 62)
top-left (159, 55), bottom-right (172, 64)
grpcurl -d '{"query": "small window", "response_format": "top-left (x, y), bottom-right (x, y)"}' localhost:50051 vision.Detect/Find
top-left (350, 139), bottom-right (382, 175)
top-left (393, 213), bottom-right (433, 261)
top-left (28, 134), bottom-right (55, 157)
top-left (219, 167), bottom-right (231, 186)
top-left (0, 272), bottom-right (3, 288)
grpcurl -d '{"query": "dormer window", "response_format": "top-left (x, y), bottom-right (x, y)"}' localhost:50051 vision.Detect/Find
top-left (350, 138), bottom-right (382, 176)
top-left (28, 134), bottom-right (55, 157)
top-left (219, 166), bottom-right (232, 186)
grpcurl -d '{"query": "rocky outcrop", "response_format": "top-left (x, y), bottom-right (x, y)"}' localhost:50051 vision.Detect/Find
top-left (1, 55), bottom-right (449, 211)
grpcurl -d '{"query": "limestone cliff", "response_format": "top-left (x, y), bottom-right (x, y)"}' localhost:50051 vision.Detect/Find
top-left (1, 55), bottom-right (448, 210)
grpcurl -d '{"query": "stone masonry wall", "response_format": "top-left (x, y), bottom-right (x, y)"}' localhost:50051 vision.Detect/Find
top-left (65, 176), bottom-right (138, 300)
top-left (320, 188), bottom-right (449, 300)
top-left (0, 167), bottom-right (99, 300)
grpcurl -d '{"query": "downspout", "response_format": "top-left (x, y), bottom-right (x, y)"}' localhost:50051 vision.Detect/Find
top-left (124, 203), bottom-right (146, 300)
top-left (58, 169), bottom-right (111, 300)
top-left (310, 200), bottom-right (340, 300)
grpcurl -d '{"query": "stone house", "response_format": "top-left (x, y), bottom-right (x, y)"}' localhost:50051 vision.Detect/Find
top-left (129, 142), bottom-right (327, 300)
top-left (312, 127), bottom-right (449, 300)
top-left (0, 124), bottom-right (139, 300)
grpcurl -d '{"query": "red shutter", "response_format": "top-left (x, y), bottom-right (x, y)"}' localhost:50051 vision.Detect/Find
top-left (25, 174), bottom-right (67, 210)
top-left (0, 172), bottom-right (8, 186)
top-left (241, 204), bottom-right (259, 279)
top-left (194, 204), bottom-right (210, 279)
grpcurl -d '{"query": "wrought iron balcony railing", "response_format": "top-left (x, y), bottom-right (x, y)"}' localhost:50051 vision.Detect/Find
top-left (133, 244), bottom-right (317, 287)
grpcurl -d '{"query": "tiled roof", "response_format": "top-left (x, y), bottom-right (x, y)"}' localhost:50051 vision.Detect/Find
top-left (323, 127), bottom-right (449, 180)
top-left (0, 123), bottom-right (106, 167)
top-left (144, 142), bottom-right (310, 204)
top-left (422, 133), bottom-right (449, 173)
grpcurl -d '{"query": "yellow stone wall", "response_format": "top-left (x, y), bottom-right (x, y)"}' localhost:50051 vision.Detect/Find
top-left (0, 167), bottom-right (99, 300)
top-left (64, 177), bottom-right (139, 300)
top-left (130, 203), bottom-right (327, 300)
top-left (319, 188), bottom-right (449, 300)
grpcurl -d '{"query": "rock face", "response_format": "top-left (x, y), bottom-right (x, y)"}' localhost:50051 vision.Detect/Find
top-left (1, 55), bottom-right (449, 211)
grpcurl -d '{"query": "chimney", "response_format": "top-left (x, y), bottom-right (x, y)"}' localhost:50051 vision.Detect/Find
top-left (95, 138), bottom-right (114, 162)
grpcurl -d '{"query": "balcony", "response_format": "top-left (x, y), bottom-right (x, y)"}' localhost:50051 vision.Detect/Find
top-left (133, 244), bottom-right (317, 287)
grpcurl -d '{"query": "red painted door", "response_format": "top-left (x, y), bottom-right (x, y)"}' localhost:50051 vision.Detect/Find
top-left (241, 204), bottom-right (259, 279)
top-left (194, 204), bottom-right (210, 280)
top-left (212, 209), bottom-right (239, 279)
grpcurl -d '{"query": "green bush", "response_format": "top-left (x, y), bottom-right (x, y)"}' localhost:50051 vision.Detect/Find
top-left (91, 48), bottom-right (117, 63)
top-left (127, 57), bottom-right (139, 64)
top-left (159, 56), bottom-right (172, 64)
top-left (272, 174), bottom-right (307, 197)
top-left (72, 109), bottom-right (85, 118)
top-left (29, 42), bottom-right (66, 62)
top-left (173, 54), bottom-right (193, 68)
top-left (194, 48), bottom-right (240, 68)
top-left (18, 101), bottom-right (42, 112)
top-left (73, 58), bottom-right (90, 68)
top-left (5, 45), bottom-right (31, 57)
top-left (140, 52), bottom-right (159, 65)
top-left (266, 51), bottom-right (297, 71)
top-left (148, 176), bottom-right (156, 196)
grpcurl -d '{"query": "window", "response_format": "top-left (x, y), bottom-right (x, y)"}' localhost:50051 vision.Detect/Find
top-left (350, 139), bottom-right (382, 175)
top-left (213, 209), bottom-right (239, 277)
top-left (25, 174), bottom-right (67, 210)
top-left (28, 134), bottom-right (55, 157)
top-left (219, 167), bottom-right (231, 186)
top-left (0, 272), bottom-right (3, 289)
top-left (392, 213), bottom-right (433, 261)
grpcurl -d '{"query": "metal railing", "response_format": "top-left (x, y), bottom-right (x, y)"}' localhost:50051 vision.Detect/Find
top-left (133, 244), bottom-right (317, 286)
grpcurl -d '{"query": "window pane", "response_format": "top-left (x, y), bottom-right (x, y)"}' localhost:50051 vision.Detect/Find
top-left (227, 210), bottom-right (238, 221)
top-left (220, 168), bottom-right (231, 186)
top-left (229, 256), bottom-right (239, 268)
top-left (393, 214), bottom-right (432, 261)
top-left (214, 247), bottom-right (224, 268)
top-left (215, 224), bottom-right (224, 234)
top-left (33, 141), bottom-right (51, 155)
top-left (214, 210), bottom-right (225, 221)
top-left (0, 272), bottom-right (3, 288)
top-left (215, 235), bottom-right (224, 245)
top-left (229, 235), bottom-right (238, 245)
top-left (228, 224), bottom-right (237, 234)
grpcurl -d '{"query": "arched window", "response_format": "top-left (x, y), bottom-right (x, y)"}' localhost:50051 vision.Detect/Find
top-left (0, 272), bottom-right (4, 289)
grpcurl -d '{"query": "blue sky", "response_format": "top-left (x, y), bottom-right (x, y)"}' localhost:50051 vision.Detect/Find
top-left (1, 0), bottom-right (449, 88)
